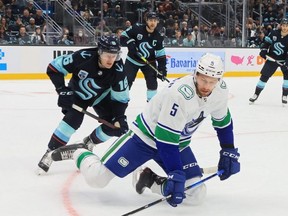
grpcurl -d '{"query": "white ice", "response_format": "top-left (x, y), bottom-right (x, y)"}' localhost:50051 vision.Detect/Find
top-left (0, 77), bottom-right (288, 216)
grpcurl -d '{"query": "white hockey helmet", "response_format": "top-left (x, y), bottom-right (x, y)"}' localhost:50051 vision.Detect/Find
top-left (196, 53), bottom-right (224, 78)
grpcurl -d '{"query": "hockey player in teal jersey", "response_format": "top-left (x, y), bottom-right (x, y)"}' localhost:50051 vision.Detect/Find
top-left (120, 11), bottom-right (167, 101)
top-left (52, 53), bottom-right (240, 207)
top-left (249, 18), bottom-right (288, 106)
top-left (37, 35), bottom-right (130, 174)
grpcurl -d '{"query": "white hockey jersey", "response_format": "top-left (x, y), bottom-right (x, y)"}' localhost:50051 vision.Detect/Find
top-left (131, 74), bottom-right (232, 149)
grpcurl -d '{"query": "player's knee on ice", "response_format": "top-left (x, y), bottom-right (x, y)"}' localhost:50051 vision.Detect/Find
top-left (184, 177), bottom-right (207, 206)
top-left (73, 149), bottom-right (115, 188)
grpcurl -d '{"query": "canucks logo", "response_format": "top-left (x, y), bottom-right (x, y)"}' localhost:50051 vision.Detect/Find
top-left (178, 84), bottom-right (194, 100)
top-left (182, 112), bottom-right (205, 136)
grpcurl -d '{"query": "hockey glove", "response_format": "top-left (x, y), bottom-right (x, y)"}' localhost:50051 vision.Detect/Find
top-left (218, 148), bottom-right (240, 181)
top-left (281, 61), bottom-right (288, 73)
top-left (127, 44), bottom-right (142, 62)
top-left (56, 86), bottom-right (74, 109)
top-left (134, 51), bottom-right (144, 62)
top-left (162, 170), bottom-right (186, 207)
top-left (281, 65), bottom-right (288, 73)
top-left (157, 69), bottom-right (167, 81)
top-left (259, 49), bottom-right (267, 59)
top-left (112, 115), bottom-right (129, 136)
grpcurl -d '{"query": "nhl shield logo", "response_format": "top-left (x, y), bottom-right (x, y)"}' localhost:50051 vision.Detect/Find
top-left (137, 34), bottom-right (143, 40)
top-left (78, 70), bottom-right (88, 79)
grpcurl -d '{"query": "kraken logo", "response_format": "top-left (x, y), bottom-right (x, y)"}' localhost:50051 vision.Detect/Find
top-left (75, 78), bottom-right (101, 100)
top-left (273, 42), bottom-right (285, 56)
top-left (138, 42), bottom-right (153, 58)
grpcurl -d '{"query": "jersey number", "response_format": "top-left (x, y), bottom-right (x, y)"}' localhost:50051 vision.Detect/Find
top-left (119, 77), bottom-right (129, 90)
top-left (62, 55), bottom-right (73, 65)
top-left (170, 103), bottom-right (179, 116)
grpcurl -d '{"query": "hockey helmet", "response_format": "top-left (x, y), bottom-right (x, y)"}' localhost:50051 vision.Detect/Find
top-left (146, 12), bottom-right (159, 20)
top-left (280, 18), bottom-right (288, 25)
top-left (196, 53), bottom-right (224, 79)
top-left (98, 35), bottom-right (120, 54)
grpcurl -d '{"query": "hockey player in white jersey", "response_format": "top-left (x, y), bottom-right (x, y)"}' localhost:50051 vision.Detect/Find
top-left (52, 53), bottom-right (240, 207)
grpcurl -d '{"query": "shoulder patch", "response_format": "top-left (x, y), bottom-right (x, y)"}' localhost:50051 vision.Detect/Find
top-left (178, 84), bottom-right (194, 100)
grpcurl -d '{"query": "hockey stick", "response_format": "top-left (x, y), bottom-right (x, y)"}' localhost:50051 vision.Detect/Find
top-left (200, 166), bottom-right (218, 174)
top-left (122, 170), bottom-right (224, 216)
top-left (266, 55), bottom-right (284, 66)
top-left (72, 104), bottom-right (119, 129)
top-left (136, 53), bottom-right (170, 83)
top-left (132, 166), bottom-right (218, 190)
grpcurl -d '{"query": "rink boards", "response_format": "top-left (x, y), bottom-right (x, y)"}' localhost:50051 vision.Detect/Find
top-left (0, 46), bottom-right (282, 79)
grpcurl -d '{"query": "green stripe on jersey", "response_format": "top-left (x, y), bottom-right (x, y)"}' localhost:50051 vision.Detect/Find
top-left (101, 130), bottom-right (133, 163)
top-left (135, 114), bottom-right (154, 139)
top-left (179, 140), bottom-right (191, 149)
top-left (212, 109), bottom-right (231, 128)
top-left (76, 151), bottom-right (94, 169)
top-left (155, 125), bottom-right (180, 145)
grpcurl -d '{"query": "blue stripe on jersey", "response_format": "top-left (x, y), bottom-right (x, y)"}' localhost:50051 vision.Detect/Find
top-left (256, 80), bottom-right (266, 89)
top-left (111, 88), bottom-right (130, 103)
top-left (179, 136), bottom-right (192, 144)
top-left (50, 55), bottom-right (69, 76)
top-left (158, 122), bottom-right (182, 134)
top-left (264, 36), bottom-right (272, 44)
top-left (155, 48), bottom-right (166, 58)
top-left (140, 113), bottom-right (155, 137)
top-left (283, 80), bottom-right (288, 88)
top-left (54, 121), bottom-right (76, 142)
top-left (127, 38), bottom-right (136, 44)
top-left (95, 126), bottom-right (112, 142)
top-left (147, 89), bottom-right (157, 101)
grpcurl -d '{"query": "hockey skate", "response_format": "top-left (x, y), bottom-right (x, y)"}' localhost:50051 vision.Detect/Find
top-left (282, 95), bottom-right (287, 107)
top-left (51, 143), bottom-right (86, 161)
top-left (37, 149), bottom-right (53, 173)
top-left (135, 167), bottom-right (166, 194)
top-left (51, 136), bottom-right (98, 161)
top-left (82, 135), bottom-right (98, 151)
top-left (249, 94), bottom-right (259, 104)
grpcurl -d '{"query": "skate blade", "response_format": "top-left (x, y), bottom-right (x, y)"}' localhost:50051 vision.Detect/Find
top-left (35, 166), bottom-right (47, 176)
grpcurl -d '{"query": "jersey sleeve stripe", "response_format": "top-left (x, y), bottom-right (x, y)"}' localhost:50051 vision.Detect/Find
top-left (212, 109), bottom-right (232, 129)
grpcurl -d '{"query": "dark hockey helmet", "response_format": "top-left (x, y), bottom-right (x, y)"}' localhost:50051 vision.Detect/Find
top-left (98, 35), bottom-right (120, 54)
top-left (280, 18), bottom-right (288, 25)
top-left (146, 12), bottom-right (159, 20)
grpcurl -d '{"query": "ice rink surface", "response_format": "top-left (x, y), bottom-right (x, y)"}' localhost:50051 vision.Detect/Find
top-left (1, 76), bottom-right (288, 216)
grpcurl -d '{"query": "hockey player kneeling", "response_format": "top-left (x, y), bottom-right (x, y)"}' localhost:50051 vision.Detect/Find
top-left (53, 53), bottom-right (240, 207)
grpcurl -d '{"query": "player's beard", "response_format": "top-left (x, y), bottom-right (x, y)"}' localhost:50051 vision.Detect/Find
top-left (146, 24), bottom-right (156, 32)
